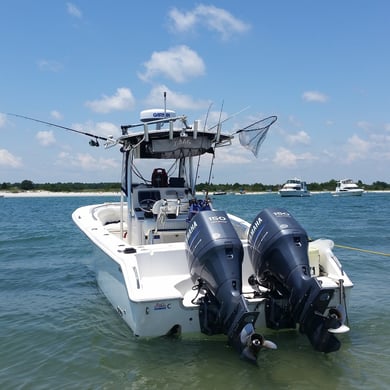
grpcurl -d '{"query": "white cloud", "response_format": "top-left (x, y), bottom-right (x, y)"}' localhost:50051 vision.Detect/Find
top-left (273, 147), bottom-right (317, 167)
top-left (273, 147), bottom-right (299, 167)
top-left (94, 122), bottom-right (120, 138)
top-left (341, 130), bottom-right (390, 163)
top-left (287, 130), bottom-right (311, 145)
top-left (0, 113), bottom-right (7, 128)
top-left (36, 130), bottom-right (56, 146)
top-left (72, 120), bottom-right (121, 138)
top-left (144, 85), bottom-right (210, 111)
top-left (369, 133), bottom-right (390, 149)
top-left (76, 154), bottom-right (117, 170)
top-left (37, 59), bottom-right (63, 72)
top-left (216, 142), bottom-right (252, 164)
top-left (57, 152), bottom-right (119, 170)
top-left (322, 149), bottom-right (335, 159)
top-left (345, 134), bottom-right (370, 162)
top-left (288, 115), bottom-right (302, 127)
top-left (169, 4), bottom-right (251, 40)
top-left (302, 91), bottom-right (328, 103)
top-left (85, 88), bottom-right (135, 114)
top-left (139, 45), bottom-right (205, 83)
top-left (356, 121), bottom-right (373, 132)
top-left (0, 149), bottom-right (23, 168)
top-left (51, 110), bottom-right (63, 120)
top-left (67, 3), bottom-right (82, 18)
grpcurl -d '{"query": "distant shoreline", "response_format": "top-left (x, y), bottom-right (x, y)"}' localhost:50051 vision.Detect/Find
top-left (0, 191), bottom-right (121, 198)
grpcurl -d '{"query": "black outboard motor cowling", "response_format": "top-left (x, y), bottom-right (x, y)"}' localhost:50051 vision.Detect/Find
top-left (186, 210), bottom-right (276, 361)
top-left (187, 210), bottom-right (244, 298)
top-left (248, 208), bottom-right (342, 353)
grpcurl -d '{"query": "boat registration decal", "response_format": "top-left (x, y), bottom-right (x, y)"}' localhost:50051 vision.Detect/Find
top-left (153, 302), bottom-right (172, 311)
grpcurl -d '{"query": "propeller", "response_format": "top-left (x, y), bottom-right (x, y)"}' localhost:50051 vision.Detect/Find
top-left (328, 305), bottom-right (350, 334)
top-left (239, 323), bottom-right (277, 362)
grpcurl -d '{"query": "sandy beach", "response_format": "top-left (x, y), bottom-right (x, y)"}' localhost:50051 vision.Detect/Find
top-left (0, 191), bottom-right (121, 198)
top-left (0, 190), bottom-right (272, 198)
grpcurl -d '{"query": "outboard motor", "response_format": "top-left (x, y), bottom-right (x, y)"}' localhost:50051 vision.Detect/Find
top-left (186, 210), bottom-right (276, 361)
top-left (248, 208), bottom-right (344, 353)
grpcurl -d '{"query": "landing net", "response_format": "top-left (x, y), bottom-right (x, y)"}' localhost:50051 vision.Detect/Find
top-left (237, 116), bottom-right (277, 157)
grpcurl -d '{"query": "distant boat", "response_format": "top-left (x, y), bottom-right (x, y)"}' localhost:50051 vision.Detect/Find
top-left (331, 179), bottom-right (364, 196)
top-left (213, 191), bottom-right (227, 195)
top-left (279, 178), bottom-right (311, 197)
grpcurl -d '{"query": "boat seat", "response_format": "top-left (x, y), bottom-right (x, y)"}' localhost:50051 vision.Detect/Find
top-left (151, 168), bottom-right (168, 187)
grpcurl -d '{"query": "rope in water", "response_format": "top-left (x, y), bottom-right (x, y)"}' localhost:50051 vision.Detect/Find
top-left (334, 244), bottom-right (390, 257)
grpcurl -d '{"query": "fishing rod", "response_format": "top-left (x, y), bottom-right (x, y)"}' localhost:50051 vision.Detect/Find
top-left (206, 101), bottom-right (224, 188)
top-left (194, 102), bottom-right (213, 194)
top-left (207, 105), bottom-right (251, 131)
top-left (6, 112), bottom-right (111, 146)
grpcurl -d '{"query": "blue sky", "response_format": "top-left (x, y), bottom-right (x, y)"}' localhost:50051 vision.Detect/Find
top-left (1, 1), bottom-right (389, 185)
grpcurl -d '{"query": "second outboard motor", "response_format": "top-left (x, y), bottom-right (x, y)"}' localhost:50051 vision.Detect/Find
top-left (186, 210), bottom-right (276, 361)
top-left (248, 208), bottom-right (343, 353)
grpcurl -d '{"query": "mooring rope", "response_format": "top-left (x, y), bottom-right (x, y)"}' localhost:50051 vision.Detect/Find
top-left (334, 244), bottom-right (390, 257)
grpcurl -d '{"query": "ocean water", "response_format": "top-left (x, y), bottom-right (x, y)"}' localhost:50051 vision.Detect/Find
top-left (1, 192), bottom-right (389, 389)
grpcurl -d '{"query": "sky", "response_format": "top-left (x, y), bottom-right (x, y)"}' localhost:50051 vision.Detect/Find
top-left (1, 1), bottom-right (389, 185)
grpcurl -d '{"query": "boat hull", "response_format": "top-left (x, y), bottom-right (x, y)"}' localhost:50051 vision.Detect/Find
top-left (93, 242), bottom-right (352, 338)
top-left (92, 242), bottom-right (202, 337)
top-left (73, 203), bottom-right (352, 340)
top-left (90, 239), bottom-right (269, 337)
top-left (279, 190), bottom-right (311, 197)
top-left (331, 189), bottom-right (364, 196)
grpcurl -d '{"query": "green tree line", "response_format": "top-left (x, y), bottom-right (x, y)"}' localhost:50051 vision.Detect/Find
top-left (196, 180), bottom-right (390, 192)
top-left (1, 180), bottom-right (120, 193)
top-left (2, 179), bottom-right (390, 193)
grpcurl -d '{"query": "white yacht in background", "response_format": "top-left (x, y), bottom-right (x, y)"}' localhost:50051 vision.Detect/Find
top-left (331, 179), bottom-right (364, 196)
top-left (279, 178), bottom-right (311, 197)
